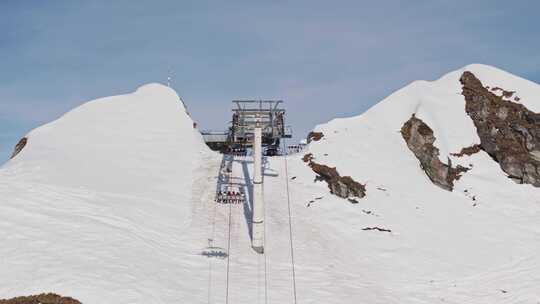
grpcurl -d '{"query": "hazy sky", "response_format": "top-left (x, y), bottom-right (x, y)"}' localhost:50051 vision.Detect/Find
top-left (1, 1), bottom-right (539, 162)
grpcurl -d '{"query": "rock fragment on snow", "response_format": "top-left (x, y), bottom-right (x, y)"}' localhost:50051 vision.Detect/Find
top-left (307, 131), bottom-right (324, 143)
top-left (401, 114), bottom-right (469, 191)
top-left (10, 137), bottom-right (27, 159)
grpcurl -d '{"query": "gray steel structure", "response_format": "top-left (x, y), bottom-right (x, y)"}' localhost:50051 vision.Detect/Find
top-left (231, 100), bottom-right (291, 148)
top-left (201, 100), bottom-right (292, 154)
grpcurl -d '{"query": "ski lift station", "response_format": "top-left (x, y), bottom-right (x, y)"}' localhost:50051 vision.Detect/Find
top-left (201, 100), bottom-right (292, 155)
top-left (201, 99), bottom-right (294, 254)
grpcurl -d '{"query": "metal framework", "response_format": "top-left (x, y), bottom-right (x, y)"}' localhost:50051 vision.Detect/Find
top-left (231, 100), bottom-right (291, 150)
top-left (201, 99), bottom-right (292, 155)
top-left (199, 100), bottom-right (293, 255)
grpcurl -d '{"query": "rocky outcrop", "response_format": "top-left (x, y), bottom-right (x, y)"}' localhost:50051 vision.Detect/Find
top-left (401, 115), bottom-right (469, 191)
top-left (460, 71), bottom-right (540, 186)
top-left (303, 154), bottom-right (366, 199)
top-left (310, 162), bottom-right (366, 198)
top-left (307, 131), bottom-right (324, 143)
top-left (10, 137), bottom-right (27, 159)
top-left (362, 226), bottom-right (392, 233)
top-left (302, 153), bottom-right (314, 163)
top-left (451, 144), bottom-right (482, 157)
top-left (0, 293), bottom-right (81, 304)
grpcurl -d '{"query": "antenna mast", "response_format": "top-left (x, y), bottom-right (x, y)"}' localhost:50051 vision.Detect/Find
top-left (167, 68), bottom-right (172, 87)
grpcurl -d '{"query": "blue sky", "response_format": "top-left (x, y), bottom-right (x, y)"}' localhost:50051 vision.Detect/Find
top-left (1, 1), bottom-right (539, 162)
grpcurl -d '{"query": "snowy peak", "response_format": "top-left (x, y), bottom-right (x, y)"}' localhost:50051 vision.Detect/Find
top-left (0, 83), bottom-right (218, 302)
top-left (278, 64), bottom-right (540, 303)
top-left (304, 63), bottom-right (540, 196)
top-left (2, 83), bottom-right (209, 194)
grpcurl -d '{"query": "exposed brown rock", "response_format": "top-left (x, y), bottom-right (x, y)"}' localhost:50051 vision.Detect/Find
top-left (10, 137), bottom-right (27, 159)
top-left (451, 144), bottom-right (482, 157)
top-left (460, 71), bottom-right (540, 186)
top-left (362, 226), bottom-right (392, 233)
top-left (307, 160), bottom-right (366, 199)
top-left (302, 153), bottom-right (314, 163)
top-left (0, 293), bottom-right (81, 304)
top-left (401, 114), bottom-right (469, 191)
top-left (307, 131), bottom-right (324, 143)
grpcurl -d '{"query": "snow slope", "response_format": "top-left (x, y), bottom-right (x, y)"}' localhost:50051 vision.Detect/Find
top-left (284, 64), bottom-right (540, 303)
top-left (1, 65), bottom-right (539, 303)
top-left (2, 83), bottom-right (205, 197)
top-left (0, 84), bottom-right (219, 302)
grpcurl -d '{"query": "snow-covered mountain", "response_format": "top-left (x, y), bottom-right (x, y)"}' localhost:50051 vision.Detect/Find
top-left (0, 84), bottom-right (218, 302)
top-left (287, 64), bottom-right (540, 303)
top-left (1, 64), bottom-right (539, 303)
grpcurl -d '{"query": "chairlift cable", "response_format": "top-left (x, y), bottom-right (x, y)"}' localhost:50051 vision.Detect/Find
top-left (264, 220), bottom-right (269, 304)
top-left (207, 155), bottom-right (224, 304)
top-left (283, 139), bottom-right (298, 304)
top-left (225, 155), bottom-right (233, 304)
top-left (263, 154), bottom-right (269, 304)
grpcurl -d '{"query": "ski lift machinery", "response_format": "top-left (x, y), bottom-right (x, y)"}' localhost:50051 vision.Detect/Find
top-left (230, 100), bottom-right (292, 254)
top-left (230, 100), bottom-right (292, 155)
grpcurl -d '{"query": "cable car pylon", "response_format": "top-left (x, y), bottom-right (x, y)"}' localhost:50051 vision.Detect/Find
top-left (252, 118), bottom-right (264, 253)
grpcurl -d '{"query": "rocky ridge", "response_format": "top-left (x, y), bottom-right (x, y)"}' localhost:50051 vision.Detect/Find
top-left (303, 153), bottom-right (366, 199)
top-left (461, 71), bottom-right (540, 186)
top-left (401, 114), bottom-right (469, 191)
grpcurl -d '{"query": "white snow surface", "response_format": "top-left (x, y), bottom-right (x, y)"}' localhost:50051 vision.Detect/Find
top-left (1, 65), bottom-right (540, 303)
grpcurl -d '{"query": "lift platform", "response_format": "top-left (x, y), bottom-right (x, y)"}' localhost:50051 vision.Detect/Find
top-left (201, 100), bottom-right (292, 155)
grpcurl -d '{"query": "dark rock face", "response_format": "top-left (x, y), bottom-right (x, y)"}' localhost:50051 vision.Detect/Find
top-left (304, 155), bottom-right (366, 199)
top-left (307, 131), bottom-right (324, 143)
top-left (451, 144), bottom-right (482, 157)
top-left (401, 114), bottom-right (469, 191)
top-left (460, 71), bottom-right (540, 186)
top-left (0, 293), bottom-right (81, 304)
top-left (302, 153), bottom-right (314, 163)
top-left (10, 137), bottom-right (27, 159)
